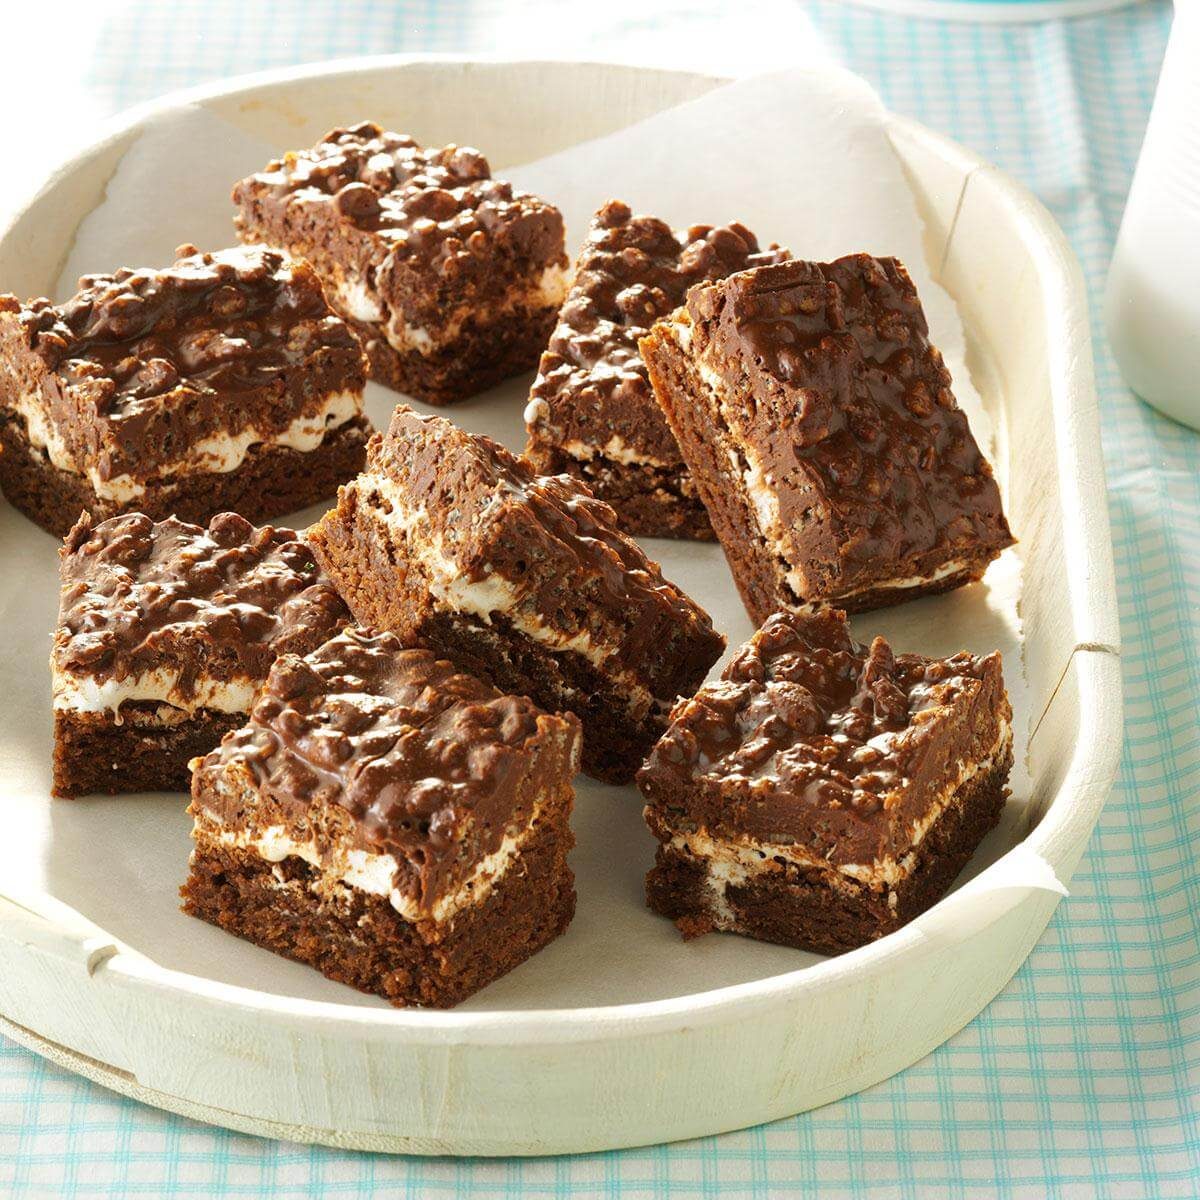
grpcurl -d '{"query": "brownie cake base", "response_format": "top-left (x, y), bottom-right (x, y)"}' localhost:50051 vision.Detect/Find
top-left (53, 706), bottom-right (245, 798)
top-left (525, 443), bottom-right (715, 541)
top-left (641, 332), bottom-right (995, 619)
top-left (0, 414), bottom-right (371, 539)
top-left (348, 307), bottom-right (558, 406)
top-left (646, 747), bottom-right (1011, 956)
top-left (182, 790), bottom-right (577, 1008)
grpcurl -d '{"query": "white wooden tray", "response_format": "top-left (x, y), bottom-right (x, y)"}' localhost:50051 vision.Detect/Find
top-left (0, 58), bottom-right (1120, 1155)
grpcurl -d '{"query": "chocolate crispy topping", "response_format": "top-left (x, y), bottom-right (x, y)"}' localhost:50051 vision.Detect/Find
top-left (21, 244), bottom-right (356, 394)
top-left (638, 609), bottom-right (1008, 865)
top-left (205, 627), bottom-right (579, 902)
top-left (7, 245), bottom-right (366, 484)
top-left (686, 255), bottom-right (1014, 584)
top-left (55, 511), bottom-right (349, 695)
top-left (236, 122), bottom-right (564, 279)
top-left (528, 200), bottom-right (789, 464)
top-left (373, 406), bottom-right (723, 683)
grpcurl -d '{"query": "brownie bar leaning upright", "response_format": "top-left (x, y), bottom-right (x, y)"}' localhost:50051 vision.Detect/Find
top-left (233, 122), bottom-right (569, 404)
top-left (640, 255), bottom-right (1015, 621)
top-left (0, 244), bottom-right (371, 538)
top-left (639, 608), bottom-right (1013, 955)
top-left (308, 405), bottom-right (725, 784)
top-left (52, 510), bottom-right (350, 798)
top-left (184, 626), bottom-right (582, 1008)
top-left (524, 200), bottom-right (789, 540)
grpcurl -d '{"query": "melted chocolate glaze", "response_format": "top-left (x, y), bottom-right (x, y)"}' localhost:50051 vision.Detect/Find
top-left (55, 511), bottom-right (349, 697)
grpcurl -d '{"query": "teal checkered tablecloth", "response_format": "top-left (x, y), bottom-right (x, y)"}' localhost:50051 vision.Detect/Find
top-left (2, 1), bottom-right (1196, 1196)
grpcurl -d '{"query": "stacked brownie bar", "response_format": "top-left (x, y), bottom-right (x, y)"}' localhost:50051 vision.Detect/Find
top-left (233, 122), bottom-right (569, 404)
top-left (0, 244), bottom-right (370, 538)
top-left (184, 627), bottom-right (581, 1007)
top-left (308, 405), bottom-right (725, 783)
top-left (641, 254), bottom-right (1014, 619)
top-left (639, 608), bottom-right (1013, 954)
top-left (524, 200), bottom-right (789, 540)
top-left (52, 510), bottom-right (349, 797)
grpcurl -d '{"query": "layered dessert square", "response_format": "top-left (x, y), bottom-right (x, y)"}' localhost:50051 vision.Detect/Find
top-left (640, 255), bottom-right (1015, 620)
top-left (308, 405), bottom-right (725, 784)
top-left (524, 200), bottom-right (788, 540)
top-left (52, 510), bottom-right (350, 798)
top-left (233, 122), bottom-right (569, 404)
top-left (0, 244), bottom-right (370, 539)
top-left (639, 608), bottom-right (1012, 955)
top-left (183, 627), bottom-right (581, 1008)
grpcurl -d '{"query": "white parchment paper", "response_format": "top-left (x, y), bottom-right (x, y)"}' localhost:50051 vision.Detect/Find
top-left (2, 68), bottom-right (1048, 1010)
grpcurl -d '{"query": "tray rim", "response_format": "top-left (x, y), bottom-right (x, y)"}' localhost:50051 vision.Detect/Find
top-left (0, 55), bottom-right (1122, 1048)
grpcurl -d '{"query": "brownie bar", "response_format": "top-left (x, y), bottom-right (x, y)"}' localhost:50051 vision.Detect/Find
top-left (183, 627), bottom-right (581, 1008)
top-left (233, 122), bottom-right (569, 405)
top-left (524, 201), bottom-right (788, 540)
top-left (638, 609), bottom-right (1013, 955)
top-left (308, 405), bottom-right (725, 783)
top-left (640, 255), bottom-right (1015, 621)
top-left (51, 510), bottom-right (350, 797)
top-left (0, 245), bottom-right (370, 538)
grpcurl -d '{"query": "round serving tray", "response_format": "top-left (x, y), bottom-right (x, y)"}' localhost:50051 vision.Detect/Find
top-left (0, 57), bottom-right (1121, 1155)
